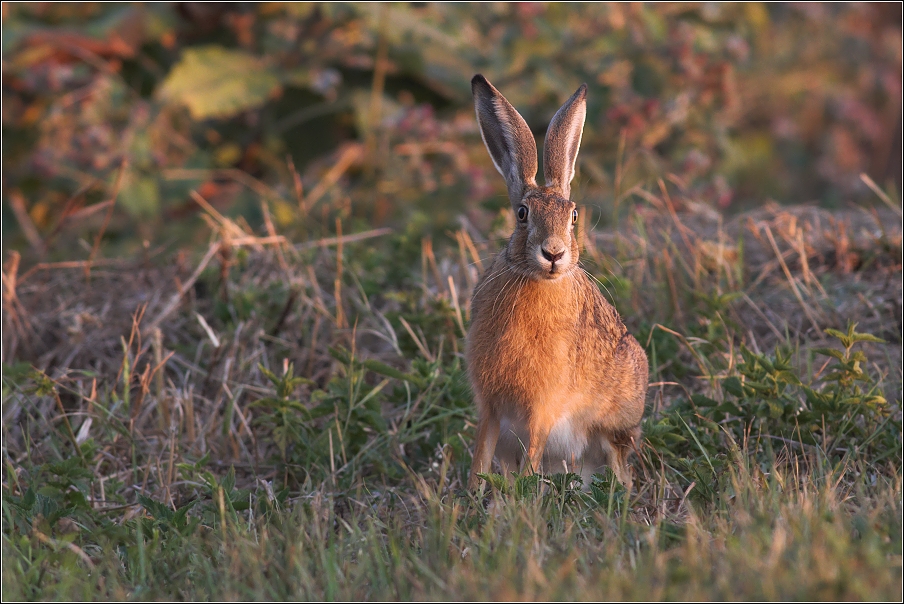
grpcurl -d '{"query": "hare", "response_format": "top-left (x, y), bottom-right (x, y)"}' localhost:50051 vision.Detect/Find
top-left (466, 74), bottom-right (648, 491)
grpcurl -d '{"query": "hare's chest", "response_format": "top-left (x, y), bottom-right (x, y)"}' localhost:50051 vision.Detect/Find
top-left (471, 310), bottom-right (574, 403)
top-left (467, 273), bottom-right (581, 403)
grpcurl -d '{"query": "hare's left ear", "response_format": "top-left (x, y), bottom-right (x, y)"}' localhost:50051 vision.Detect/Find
top-left (543, 84), bottom-right (587, 200)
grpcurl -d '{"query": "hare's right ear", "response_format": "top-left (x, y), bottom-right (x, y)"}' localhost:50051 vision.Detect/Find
top-left (543, 83), bottom-right (587, 200)
top-left (472, 74), bottom-right (538, 207)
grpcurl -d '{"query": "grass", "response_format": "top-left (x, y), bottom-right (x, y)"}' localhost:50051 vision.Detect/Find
top-left (3, 456), bottom-right (901, 600)
top-left (2, 188), bottom-right (902, 600)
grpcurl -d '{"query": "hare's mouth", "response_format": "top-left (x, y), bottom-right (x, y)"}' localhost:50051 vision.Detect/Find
top-left (535, 259), bottom-right (572, 280)
top-left (532, 250), bottom-right (572, 279)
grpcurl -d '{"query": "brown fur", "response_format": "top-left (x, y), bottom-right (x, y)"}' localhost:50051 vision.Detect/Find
top-left (467, 75), bottom-right (648, 490)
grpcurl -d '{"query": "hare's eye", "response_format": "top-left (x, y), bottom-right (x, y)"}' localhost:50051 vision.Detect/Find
top-left (572, 209), bottom-right (578, 224)
top-left (517, 206), bottom-right (529, 222)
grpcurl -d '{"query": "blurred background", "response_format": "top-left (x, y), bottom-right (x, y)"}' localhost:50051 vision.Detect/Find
top-left (2, 2), bottom-right (901, 261)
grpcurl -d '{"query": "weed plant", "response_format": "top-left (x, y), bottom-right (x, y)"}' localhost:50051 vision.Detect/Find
top-left (3, 194), bottom-right (901, 600)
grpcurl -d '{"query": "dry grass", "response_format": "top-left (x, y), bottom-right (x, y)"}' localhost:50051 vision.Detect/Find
top-left (3, 199), bottom-right (902, 484)
top-left (2, 196), bottom-right (901, 601)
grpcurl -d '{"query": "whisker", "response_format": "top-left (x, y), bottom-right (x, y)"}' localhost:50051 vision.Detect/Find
top-left (473, 264), bottom-right (513, 299)
top-left (587, 253), bottom-right (626, 275)
top-left (491, 268), bottom-right (518, 316)
top-left (580, 265), bottom-right (615, 302)
top-left (468, 254), bottom-right (498, 268)
top-left (505, 274), bottom-right (525, 329)
top-left (589, 205), bottom-right (605, 231)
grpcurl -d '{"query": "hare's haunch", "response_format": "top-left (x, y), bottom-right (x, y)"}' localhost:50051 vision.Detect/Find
top-left (466, 75), bottom-right (648, 490)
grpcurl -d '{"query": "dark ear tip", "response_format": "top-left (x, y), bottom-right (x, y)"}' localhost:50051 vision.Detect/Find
top-left (576, 83), bottom-right (588, 99)
top-left (472, 74), bottom-right (493, 94)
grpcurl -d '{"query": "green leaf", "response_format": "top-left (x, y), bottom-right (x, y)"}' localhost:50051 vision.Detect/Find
top-left (813, 347), bottom-right (845, 360)
top-left (745, 380), bottom-right (774, 393)
top-left (850, 331), bottom-right (886, 344)
top-left (1, 362), bottom-right (34, 386)
top-left (824, 328), bottom-right (848, 341)
top-left (362, 359), bottom-right (425, 386)
top-left (766, 400), bottom-right (784, 419)
top-left (661, 433), bottom-right (688, 444)
top-left (675, 413), bottom-right (715, 474)
top-left (138, 495), bottom-right (174, 521)
top-left (723, 376), bottom-right (745, 397)
top-left (159, 46), bottom-right (280, 119)
top-left (774, 370), bottom-right (802, 386)
top-left (850, 351), bottom-right (868, 363)
top-left (691, 394), bottom-right (718, 407)
top-left (476, 472), bottom-right (508, 492)
top-left (545, 472), bottom-right (583, 495)
top-left (715, 402), bottom-right (743, 416)
top-left (222, 466), bottom-right (236, 495)
top-left (328, 346), bottom-right (353, 365)
top-left (258, 364), bottom-right (279, 385)
top-left (514, 474), bottom-right (541, 498)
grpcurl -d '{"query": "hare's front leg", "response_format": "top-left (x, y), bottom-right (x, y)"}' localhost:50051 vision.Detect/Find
top-left (524, 419), bottom-right (553, 477)
top-left (468, 410), bottom-right (500, 489)
top-left (599, 426), bottom-right (641, 492)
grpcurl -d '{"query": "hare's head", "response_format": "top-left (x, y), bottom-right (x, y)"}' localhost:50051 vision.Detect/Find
top-left (472, 74), bottom-right (587, 280)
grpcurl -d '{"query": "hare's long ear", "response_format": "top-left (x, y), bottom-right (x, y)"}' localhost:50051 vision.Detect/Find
top-left (472, 74), bottom-right (538, 207)
top-left (543, 84), bottom-right (587, 200)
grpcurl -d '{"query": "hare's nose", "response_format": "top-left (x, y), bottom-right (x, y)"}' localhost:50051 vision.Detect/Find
top-left (541, 246), bottom-right (565, 263)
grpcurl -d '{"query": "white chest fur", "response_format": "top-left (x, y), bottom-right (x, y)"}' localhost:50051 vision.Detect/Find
top-left (497, 413), bottom-right (589, 471)
top-left (545, 416), bottom-right (588, 463)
